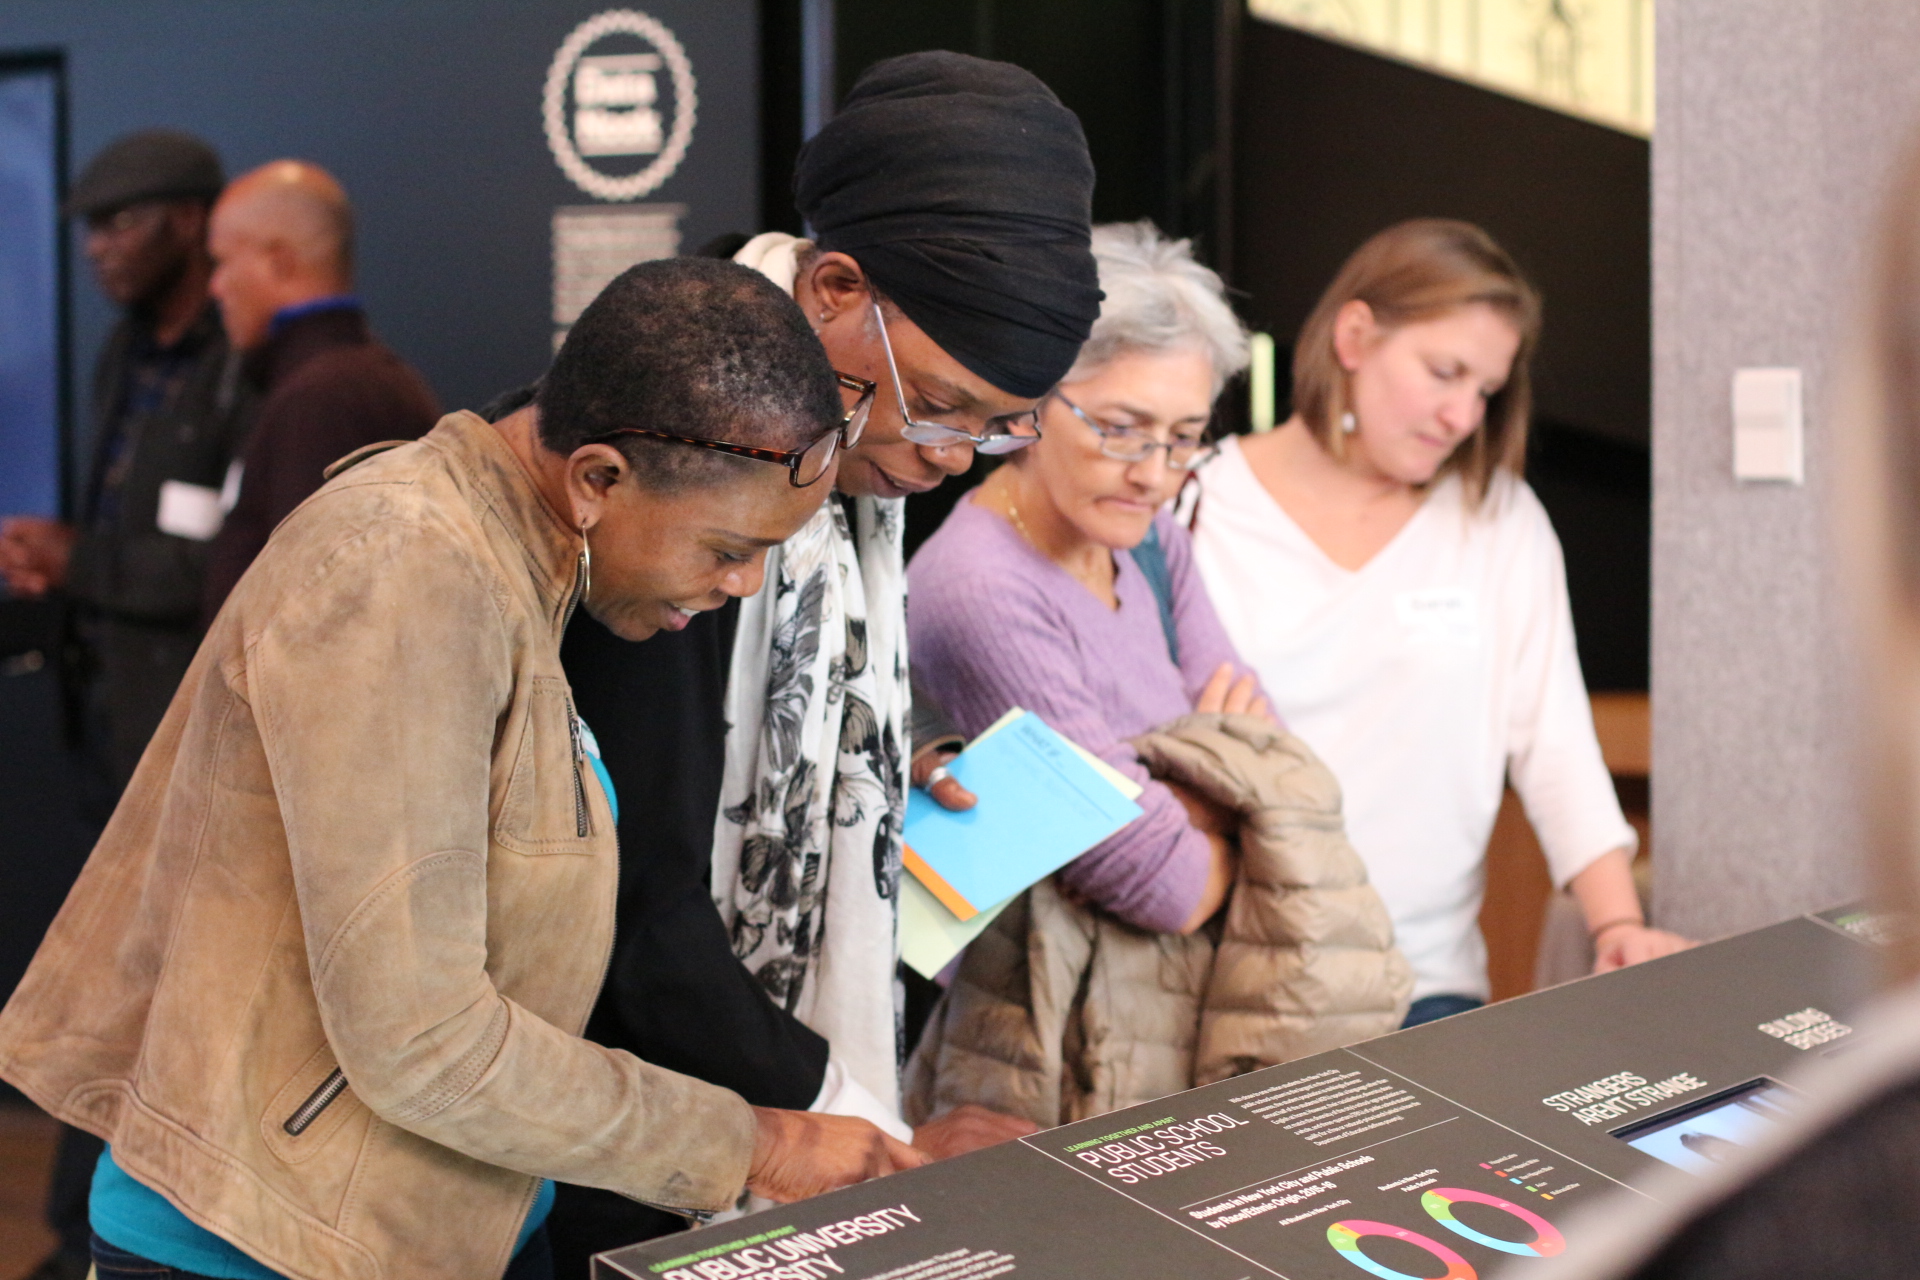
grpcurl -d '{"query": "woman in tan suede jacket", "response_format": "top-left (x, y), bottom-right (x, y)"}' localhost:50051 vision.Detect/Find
top-left (0, 260), bottom-right (921, 1280)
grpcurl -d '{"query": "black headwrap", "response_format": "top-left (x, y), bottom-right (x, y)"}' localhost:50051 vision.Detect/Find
top-left (795, 51), bottom-right (1103, 399)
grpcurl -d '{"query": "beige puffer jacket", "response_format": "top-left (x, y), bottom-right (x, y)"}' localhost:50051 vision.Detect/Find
top-left (904, 712), bottom-right (1412, 1128)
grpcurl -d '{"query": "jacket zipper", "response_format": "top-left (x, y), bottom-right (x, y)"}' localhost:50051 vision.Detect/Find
top-left (559, 546), bottom-right (592, 838)
top-left (561, 641), bottom-right (685, 1215)
top-left (565, 694), bottom-right (590, 838)
top-left (284, 1067), bottom-right (348, 1135)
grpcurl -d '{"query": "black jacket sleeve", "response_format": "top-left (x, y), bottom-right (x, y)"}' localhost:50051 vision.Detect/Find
top-left (910, 682), bottom-right (966, 760)
top-left (565, 605), bottom-right (831, 1110)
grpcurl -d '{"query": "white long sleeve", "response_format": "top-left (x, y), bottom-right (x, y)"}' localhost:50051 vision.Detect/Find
top-left (809, 1055), bottom-right (914, 1142)
top-left (1191, 439), bottom-right (1635, 1001)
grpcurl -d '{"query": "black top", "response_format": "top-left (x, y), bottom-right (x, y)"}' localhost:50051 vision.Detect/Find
top-left (565, 603), bottom-right (831, 1109)
top-left (67, 303), bottom-right (252, 628)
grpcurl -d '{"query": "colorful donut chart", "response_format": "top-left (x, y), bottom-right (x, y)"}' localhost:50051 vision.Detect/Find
top-left (1327, 1219), bottom-right (1478, 1280)
top-left (1421, 1188), bottom-right (1567, 1257)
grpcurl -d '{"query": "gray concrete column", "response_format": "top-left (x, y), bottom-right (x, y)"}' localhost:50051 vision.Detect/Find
top-left (1652, 1), bottom-right (1920, 938)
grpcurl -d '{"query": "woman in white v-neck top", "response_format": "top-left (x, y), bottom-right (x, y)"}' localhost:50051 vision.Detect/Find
top-left (1187, 220), bottom-right (1690, 1021)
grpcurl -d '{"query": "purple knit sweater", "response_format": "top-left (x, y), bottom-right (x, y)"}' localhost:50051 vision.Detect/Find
top-left (908, 492), bottom-right (1267, 933)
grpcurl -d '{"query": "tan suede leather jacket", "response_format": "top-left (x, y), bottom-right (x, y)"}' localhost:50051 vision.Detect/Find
top-left (0, 412), bottom-right (756, 1280)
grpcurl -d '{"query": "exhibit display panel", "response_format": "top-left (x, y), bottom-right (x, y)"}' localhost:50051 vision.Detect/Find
top-left (596, 910), bottom-right (1875, 1280)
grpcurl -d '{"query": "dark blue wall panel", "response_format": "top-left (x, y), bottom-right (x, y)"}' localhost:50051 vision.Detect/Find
top-left (0, 2), bottom-right (757, 1013)
top-left (0, 1), bottom-right (759, 502)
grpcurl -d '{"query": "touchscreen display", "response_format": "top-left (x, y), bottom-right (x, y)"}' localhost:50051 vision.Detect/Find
top-left (1611, 1078), bottom-right (1800, 1175)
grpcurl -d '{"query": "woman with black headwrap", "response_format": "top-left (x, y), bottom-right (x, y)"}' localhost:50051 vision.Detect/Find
top-left (548, 52), bottom-right (1103, 1269)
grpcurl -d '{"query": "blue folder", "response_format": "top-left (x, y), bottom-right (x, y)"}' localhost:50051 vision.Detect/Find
top-left (902, 710), bottom-right (1143, 920)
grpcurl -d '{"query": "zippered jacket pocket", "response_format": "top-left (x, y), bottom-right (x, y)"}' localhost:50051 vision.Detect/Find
top-left (495, 676), bottom-right (600, 855)
top-left (285, 1067), bottom-right (348, 1134)
top-left (262, 1048), bottom-right (363, 1164)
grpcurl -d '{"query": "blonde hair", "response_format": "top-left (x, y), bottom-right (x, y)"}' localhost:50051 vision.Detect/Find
top-left (1068, 221), bottom-right (1249, 397)
top-left (1292, 219), bottom-right (1542, 505)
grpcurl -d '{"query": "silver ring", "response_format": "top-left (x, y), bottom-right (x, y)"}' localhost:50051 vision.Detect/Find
top-left (925, 766), bottom-right (952, 788)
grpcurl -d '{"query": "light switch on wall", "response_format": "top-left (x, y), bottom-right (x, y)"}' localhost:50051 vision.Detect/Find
top-left (1732, 367), bottom-right (1804, 484)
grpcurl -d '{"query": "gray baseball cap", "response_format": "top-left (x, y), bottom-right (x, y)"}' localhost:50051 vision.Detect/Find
top-left (65, 129), bottom-right (224, 218)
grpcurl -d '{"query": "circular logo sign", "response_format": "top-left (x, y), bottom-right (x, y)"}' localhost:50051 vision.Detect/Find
top-left (544, 9), bottom-right (697, 201)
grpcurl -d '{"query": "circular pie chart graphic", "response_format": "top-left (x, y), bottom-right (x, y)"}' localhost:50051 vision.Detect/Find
top-left (1421, 1188), bottom-right (1566, 1257)
top-left (1327, 1219), bottom-right (1477, 1280)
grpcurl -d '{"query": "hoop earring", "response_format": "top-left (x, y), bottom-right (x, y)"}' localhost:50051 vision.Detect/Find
top-left (1340, 411), bottom-right (1358, 435)
top-left (577, 518), bottom-right (593, 604)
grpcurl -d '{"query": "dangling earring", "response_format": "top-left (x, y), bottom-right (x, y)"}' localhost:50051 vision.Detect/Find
top-left (576, 517), bottom-right (593, 604)
top-left (1340, 411), bottom-right (1358, 435)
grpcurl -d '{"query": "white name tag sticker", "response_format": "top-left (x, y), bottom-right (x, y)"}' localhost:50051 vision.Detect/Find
top-left (156, 479), bottom-right (226, 541)
top-left (1395, 587), bottom-right (1480, 646)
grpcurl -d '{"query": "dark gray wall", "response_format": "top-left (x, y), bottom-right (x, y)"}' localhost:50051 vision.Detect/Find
top-left (1651, 1), bottom-right (1920, 939)
top-left (0, 0), bottom-right (759, 488)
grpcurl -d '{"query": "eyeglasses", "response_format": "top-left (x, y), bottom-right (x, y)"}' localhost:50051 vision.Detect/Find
top-left (868, 293), bottom-right (1042, 454)
top-left (1052, 390), bottom-right (1219, 471)
top-left (588, 425), bottom-right (842, 488)
top-left (587, 370), bottom-right (876, 489)
top-left (837, 371), bottom-right (876, 449)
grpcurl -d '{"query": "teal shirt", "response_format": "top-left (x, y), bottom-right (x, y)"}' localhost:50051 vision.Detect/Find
top-left (91, 718), bottom-right (614, 1275)
top-left (92, 1151), bottom-right (555, 1277)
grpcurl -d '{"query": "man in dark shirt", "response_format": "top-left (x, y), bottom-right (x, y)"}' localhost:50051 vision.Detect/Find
top-left (0, 127), bottom-right (254, 1280)
top-left (201, 159), bottom-right (439, 619)
top-left (0, 129), bottom-right (254, 792)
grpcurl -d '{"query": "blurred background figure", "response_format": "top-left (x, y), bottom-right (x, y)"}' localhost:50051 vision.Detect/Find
top-left (0, 128), bottom-right (249, 793)
top-left (200, 159), bottom-right (439, 620)
top-left (0, 126), bottom-right (251, 1280)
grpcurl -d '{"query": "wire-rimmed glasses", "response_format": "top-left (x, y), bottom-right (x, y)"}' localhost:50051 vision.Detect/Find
top-left (1052, 390), bottom-right (1219, 471)
top-left (837, 371), bottom-right (876, 449)
top-left (869, 293), bottom-right (1042, 454)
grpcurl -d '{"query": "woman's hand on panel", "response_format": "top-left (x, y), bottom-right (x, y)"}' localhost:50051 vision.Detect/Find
top-left (1195, 661), bottom-right (1272, 723)
top-left (1591, 922), bottom-right (1694, 974)
top-left (1570, 848), bottom-right (1693, 975)
top-left (911, 746), bottom-right (976, 811)
top-left (747, 1107), bottom-right (929, 1203)
top-left (912, 1103), bottom-right (1039, 1160)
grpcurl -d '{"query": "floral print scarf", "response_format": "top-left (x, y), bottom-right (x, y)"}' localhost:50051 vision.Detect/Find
top-left (710, 494), bottom-right (911, 1114)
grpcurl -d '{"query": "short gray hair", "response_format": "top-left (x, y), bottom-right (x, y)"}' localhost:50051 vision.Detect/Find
top-left (1067, 221), bottom-right (1250, 395)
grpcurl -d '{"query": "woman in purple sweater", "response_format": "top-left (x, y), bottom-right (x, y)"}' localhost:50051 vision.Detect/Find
top-left (909, 221), bottom-right (1263, 936)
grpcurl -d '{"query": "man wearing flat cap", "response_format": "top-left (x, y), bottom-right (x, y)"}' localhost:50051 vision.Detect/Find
top-left (0, 127), bottom-right (252, 1280)
top-left (546, 51), bottom-right (1104, 1270)
top-left (1, 129), bottom-right (251, 787)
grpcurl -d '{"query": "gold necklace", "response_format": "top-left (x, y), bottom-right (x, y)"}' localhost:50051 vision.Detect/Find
top-left (991, 469), bottom-right (1038, 547)
top-left (1005, 497), bottom-right (1036, 547)
top-left (999, 479), bottom-right (1114, 601)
